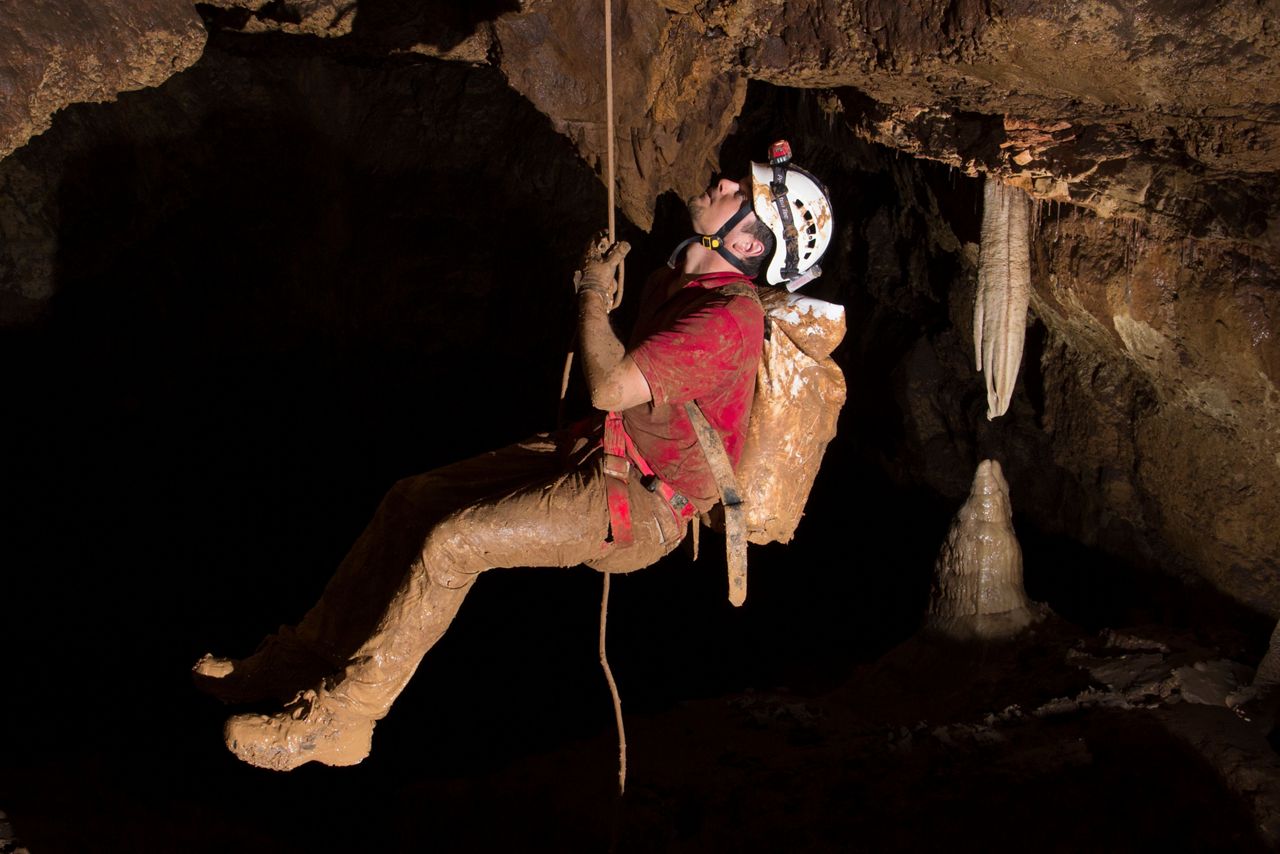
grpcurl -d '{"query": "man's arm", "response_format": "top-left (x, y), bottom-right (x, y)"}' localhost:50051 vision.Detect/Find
top-left (581, 243), bottom-right (655, 409)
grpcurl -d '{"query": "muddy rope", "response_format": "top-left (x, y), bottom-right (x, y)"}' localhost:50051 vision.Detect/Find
top-left (600, 572), bottom-right (627, 793)
top-left (599, 0), bottom-right (628, 797)
top-left (556, 0), bottom-right (629, 797)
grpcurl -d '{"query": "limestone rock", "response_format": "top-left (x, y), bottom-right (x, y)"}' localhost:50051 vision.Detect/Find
top-left (493, 1), bottom-right (746, 230)
top-left (1028, 215), bottom-right (1280, 614)
top-left (199, 0), bottom-right (355, 38)
top-left (0, 0), bottom-right (207, 159)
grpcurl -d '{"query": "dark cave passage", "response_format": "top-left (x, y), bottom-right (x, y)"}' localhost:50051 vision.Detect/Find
top-left (2, 25), bottom-right (1276, 854)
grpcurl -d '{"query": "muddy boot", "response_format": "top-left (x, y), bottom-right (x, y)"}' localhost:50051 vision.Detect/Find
top-left (223, 686), bottom-right (375, 771)
top-left (193, 627), bottom-right (342, 705)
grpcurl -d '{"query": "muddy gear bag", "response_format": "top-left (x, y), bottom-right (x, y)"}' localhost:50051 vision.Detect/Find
top-left (692, 282), bottom-right (846, 602)
top-left (735, 285), bottom-right (846, 544)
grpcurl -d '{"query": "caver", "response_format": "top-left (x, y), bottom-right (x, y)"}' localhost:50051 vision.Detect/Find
top-left (194, 144), bottom-right (835, 772)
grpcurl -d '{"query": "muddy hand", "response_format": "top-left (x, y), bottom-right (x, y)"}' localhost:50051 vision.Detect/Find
top-left (580, 230), bottom-right (611, 266)
top-left (574, 232), bottom-right (629, 308)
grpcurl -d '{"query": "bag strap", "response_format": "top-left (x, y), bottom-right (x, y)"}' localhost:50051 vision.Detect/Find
top-left (718, 281), bottom-right (763, 307)
top-left (684, 401), bottom-right (749, 607)
top-left (683, 281), bottom-right (762, 607)
top-left (718, 281), bottom-right (768, 340)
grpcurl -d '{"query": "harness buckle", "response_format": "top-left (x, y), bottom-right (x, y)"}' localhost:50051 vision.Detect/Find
top-left (602, 453), bottom-right (631, 481)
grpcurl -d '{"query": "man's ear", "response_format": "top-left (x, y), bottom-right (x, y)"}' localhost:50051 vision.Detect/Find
top-left (729, 233), bottom-right (767, 260)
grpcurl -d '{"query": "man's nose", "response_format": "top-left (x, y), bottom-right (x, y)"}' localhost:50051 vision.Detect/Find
top-left (716, 178), bottom-right (741, 195)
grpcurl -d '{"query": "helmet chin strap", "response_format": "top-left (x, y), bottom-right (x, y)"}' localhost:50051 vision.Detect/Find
top-left (667, 200), bottom-right (754, 274)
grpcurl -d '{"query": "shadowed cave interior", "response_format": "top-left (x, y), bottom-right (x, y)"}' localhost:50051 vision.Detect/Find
top-left (2, 18), bottom-right (1279, 854)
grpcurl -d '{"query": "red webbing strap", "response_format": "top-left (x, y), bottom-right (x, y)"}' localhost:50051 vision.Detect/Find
top-left (602, 412), bottom-right (634, 546)
top-left (602, 412), bottom-right (696, 547)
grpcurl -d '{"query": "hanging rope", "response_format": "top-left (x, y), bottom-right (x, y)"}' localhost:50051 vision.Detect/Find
top-left (599, 0), bottom-right (628, 797)
top-left (604, 0), bottom-right (624, 310)
top-left (600, 573), bottom-right (627, 793)
top-left (557, 0), bottom-right (624, 413)
top-left (554, 0), bottom-right (629, 795)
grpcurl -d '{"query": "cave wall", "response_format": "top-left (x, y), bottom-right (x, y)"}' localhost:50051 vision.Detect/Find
top-left (0, 0), bottom-right (207, 159)
top-left (1, 0), bottom-right (1278, 615)
top-left (1031, 218), bottom-right (1280, 608)
top-left (885, 199), bottom-right (1280, 613)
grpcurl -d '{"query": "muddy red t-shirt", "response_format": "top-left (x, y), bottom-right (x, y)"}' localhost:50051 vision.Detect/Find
top-left (624, 268), bottom-right (764, 511)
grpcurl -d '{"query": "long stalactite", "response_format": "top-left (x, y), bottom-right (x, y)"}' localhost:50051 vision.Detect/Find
top-left (974, 176), bottom-right (1032, 420)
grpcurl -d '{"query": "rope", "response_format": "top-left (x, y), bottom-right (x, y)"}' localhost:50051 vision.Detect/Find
top-left (604, 0), bottom-right (624, 309)
top-left (599, 0), bottom-right (628, 797)
top-left (599, 572), bottom-right (627, 793)
top-left (552, 0), bottom-right (630, 796)
top-left (558, 0), bottom-right (624, 423)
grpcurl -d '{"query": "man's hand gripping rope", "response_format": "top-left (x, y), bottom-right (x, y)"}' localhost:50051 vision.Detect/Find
top-left (573, 230), bottom-right (629, 310)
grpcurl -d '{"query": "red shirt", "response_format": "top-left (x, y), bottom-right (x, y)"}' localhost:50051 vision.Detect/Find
top-left (625, 268), bottom-right (765, 510)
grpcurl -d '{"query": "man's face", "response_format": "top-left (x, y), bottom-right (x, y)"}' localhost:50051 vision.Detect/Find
top-left (687, 175), bottom-right (754, 236)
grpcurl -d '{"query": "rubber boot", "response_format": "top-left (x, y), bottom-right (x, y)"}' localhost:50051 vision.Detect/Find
top-left (222, 573), bottom-right (473, 770)
top-left (224, 686), bottom-right (375, 771)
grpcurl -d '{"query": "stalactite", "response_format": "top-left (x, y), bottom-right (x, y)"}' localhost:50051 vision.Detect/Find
top-left (926, 460), bottom-right (1041, 640)
top-left (974, 176), bottom-right (1031, 420)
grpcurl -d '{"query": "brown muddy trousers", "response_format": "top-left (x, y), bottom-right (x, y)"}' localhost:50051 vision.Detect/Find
top-left (313, 430), bottom-right (683, 716)
top-left (206, 269), bottom-right (763, 769)
top-left (212, 427), bottom-right (685, 763)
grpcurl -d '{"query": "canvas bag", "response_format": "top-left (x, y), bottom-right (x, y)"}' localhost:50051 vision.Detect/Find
top-left (736, 285), bottom-right (847, 544)
top-left (688, 283), bottom-right (847, 605)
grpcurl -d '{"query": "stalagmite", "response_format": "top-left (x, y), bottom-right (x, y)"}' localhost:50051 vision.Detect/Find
top-left (1255, 621), bottom-right (1280, 688)
top-left (1229, 619), bottom-right (1280, 723)
top-left (974, 177), bottom-right (1031, 420)
top-left (926, 460), bottom-right (1039, 639)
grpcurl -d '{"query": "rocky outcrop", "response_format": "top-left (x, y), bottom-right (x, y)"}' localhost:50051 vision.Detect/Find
top-left (0, 0), bottom-right (206, 159)
top-left (493, 3), bottom-right (746, 230)
top-left (1029, 215), bottom-right (1280, 611)
top-left (711, 0), bottom-right (1280, 240)
top-left (7, 1), bottom-right (1278, 238)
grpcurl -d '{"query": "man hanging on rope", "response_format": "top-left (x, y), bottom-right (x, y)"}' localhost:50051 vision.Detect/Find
top-left (194, 151), bottom-right (835, 771)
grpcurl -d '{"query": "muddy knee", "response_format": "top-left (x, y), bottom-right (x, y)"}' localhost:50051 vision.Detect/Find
top-left (421, 510), bottom-right (485, 589)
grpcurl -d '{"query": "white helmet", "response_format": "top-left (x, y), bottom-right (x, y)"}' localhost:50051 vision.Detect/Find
top-left (748, 141), bottom-right (834, 289)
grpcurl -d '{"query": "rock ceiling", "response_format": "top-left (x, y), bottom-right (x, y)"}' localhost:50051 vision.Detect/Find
top-left (5, 0), bottom-right (1278, 238)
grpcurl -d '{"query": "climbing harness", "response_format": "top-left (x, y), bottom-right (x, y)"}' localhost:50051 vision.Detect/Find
top-left (601, 411), bottom-right (697, 547)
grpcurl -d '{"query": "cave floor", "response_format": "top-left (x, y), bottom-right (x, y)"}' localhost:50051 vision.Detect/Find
top-left (5, 613), bottom-right (1278, 853)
